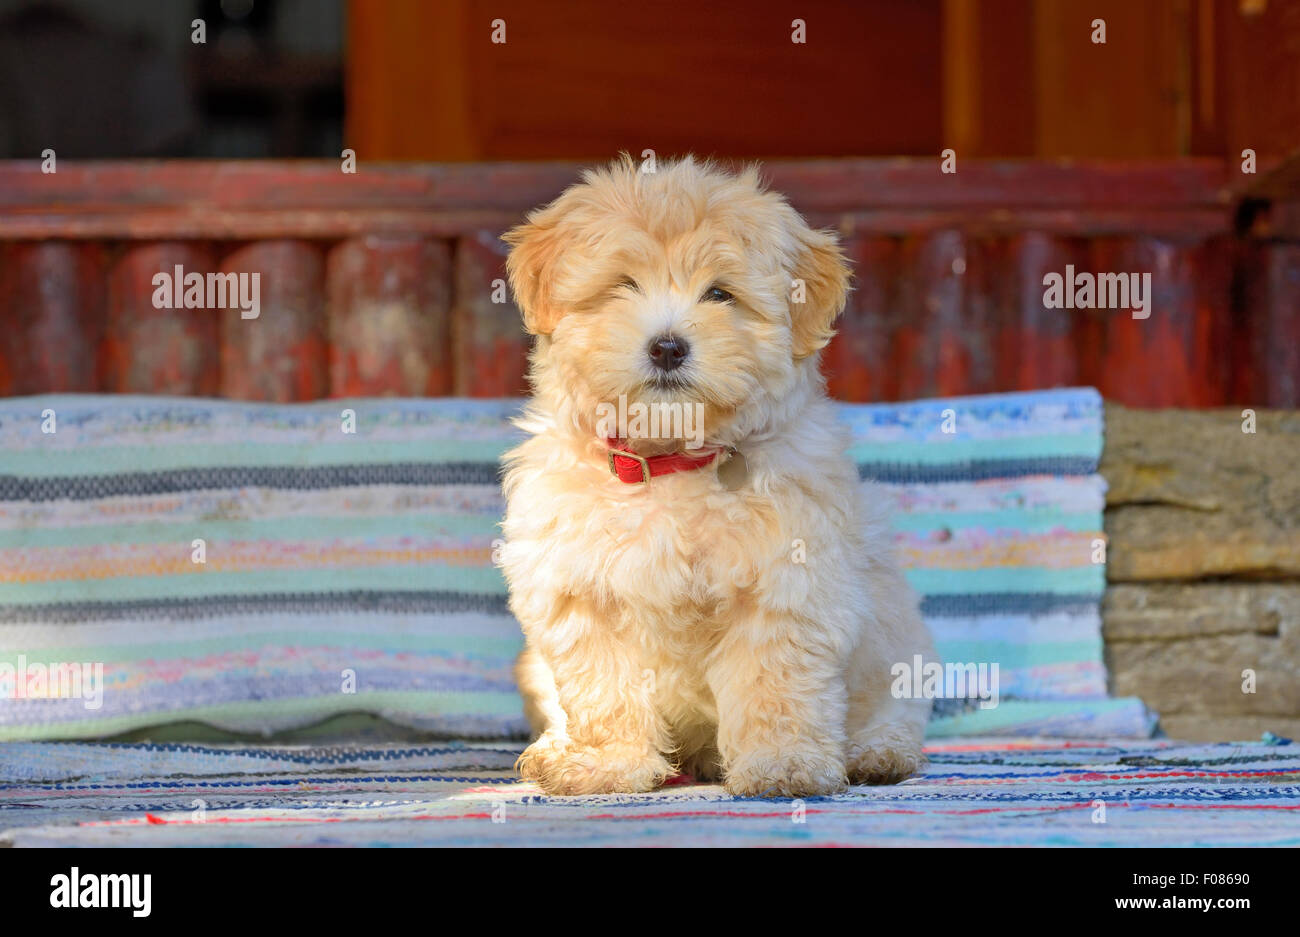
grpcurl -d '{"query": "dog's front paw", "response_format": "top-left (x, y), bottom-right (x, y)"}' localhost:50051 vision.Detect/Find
top-left (846, 725), bottom-right (925, 785)
top-left (724, 747), bottom-right (848, 798)
top-left (520, 738), bottom-right (671, 795)
top-left (515, 731), bottom-right (566, 783)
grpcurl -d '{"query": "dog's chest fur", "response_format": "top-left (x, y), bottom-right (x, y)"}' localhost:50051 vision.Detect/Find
top-left (585, 475), bottom-right (784, 710)
top-left (588, 474), bottom-right (771, 613)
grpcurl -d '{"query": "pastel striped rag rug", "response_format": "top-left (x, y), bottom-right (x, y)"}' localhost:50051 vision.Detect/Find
top-left (0, 388), bottom-right (1150, 740)
top-left (1, 738), bottom-right (1297, 847)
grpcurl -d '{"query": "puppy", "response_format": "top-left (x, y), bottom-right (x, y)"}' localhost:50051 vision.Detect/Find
top-left (499, 155), bottom-right (935, 797)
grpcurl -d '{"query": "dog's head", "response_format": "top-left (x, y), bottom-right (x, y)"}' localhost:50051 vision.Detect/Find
top-left (504, 155), bottom-right (850, 444)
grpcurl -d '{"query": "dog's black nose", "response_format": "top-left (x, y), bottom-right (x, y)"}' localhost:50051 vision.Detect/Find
top-left (648, 334), bottom-right (689, 372)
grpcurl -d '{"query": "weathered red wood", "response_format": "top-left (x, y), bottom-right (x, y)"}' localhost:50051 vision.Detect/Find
top-left (0, 160), bottom-right (1261, 408)
top-left (0, 159), bottom-right (1232, 213)
top-left (892, 231), bottom-right (998, 399)
top-left (764, 160), bottom-right (1233, 213)
top-left (451, 231), bottom-right (530, 397)
top-left (100, 242), bottom-right (219, 395)
top-left (960, 236), bottom-right (1007, 394)
top-left (0, 208), bottom-right (1235, 241)
top-left (1236, 241), bottom-right (1300, 407)
top-left (996, 232), bottom-right (1086, 391)
top-left (804, 209), bottom-right (1230, 238)
top-left (0, 242), bottom-right (106, 395)
top-left (1087, 237), bottom-right (1230, 407)
top-left (326, 237), bottom-right (453, 397)
top-left (219, 241), bottom-right (328, 401)
top-left (824, 235), bottom-right (901, 402)
top-left (0, 160), bottom-right (1234, 240)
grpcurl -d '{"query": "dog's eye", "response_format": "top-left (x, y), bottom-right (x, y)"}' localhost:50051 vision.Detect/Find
top-left (616, 277), bottom-right (640, 293)
top-left (702, 286), bottom-right (733, 303)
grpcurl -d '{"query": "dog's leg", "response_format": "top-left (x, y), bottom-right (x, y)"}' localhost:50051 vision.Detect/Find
top-left (514, 643), bottom-right (584, 788)
top-left (514, 643), bottom-right (564, 740)
top-left (515, 598), bottom-right (671, 796)
top-left (707, 609), bottom-right (849, 798)
top-left (843, 568), bottom-right (933, 785)
top-left (512, 644), bottom-right (572, 788)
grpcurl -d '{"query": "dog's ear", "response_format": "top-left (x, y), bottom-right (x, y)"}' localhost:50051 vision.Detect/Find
top-left (503, 215), bottom-right (571, 335)
top-left (788, 224), bottom-right (851, 359)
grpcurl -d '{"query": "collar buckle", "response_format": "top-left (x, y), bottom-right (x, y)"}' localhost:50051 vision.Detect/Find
top-left (607, 447), bottom-right (652, 484)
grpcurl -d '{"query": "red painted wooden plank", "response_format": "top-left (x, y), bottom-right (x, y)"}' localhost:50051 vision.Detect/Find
top-left (0, 208), bottom-right (1237, 241)
top-left (0, 162), bottom-right (574, 219)
top-left (326, 237), bottom-right (453, 397)
top-left (451, 231), bottom-right (530, 397)
top-left (823, 235), bottom-right (901, 402)
top-left (0, 210), bottom-right (532, 242)
top-left (219, 241), bottom-right (328, 401)
top-left (1087, 237), bottom-right (1230, 407)
top-left (996, 232), bottom-right (1086, 391)
top-left (0, 160), bottom-right (1234, 240)
top-left (805, 209), bottom-right (1230, 238)
top-left (892, 231), bottom-right (998, 399)
top-left (1237, 241), bottom-right (1300, 407)
top-left (763, 160), bottom-right (1232, 213)
top-left (1186, 238), bottom-right (1233, 407)
top-left (0, 207), bottom-right (1234, 242)
top-left (100, 242), bottom-right (219, 395)
top-left (0, 159), bottom-right (1231, 214)
top-left (959, 235), bottom-right (1007, 394)
top-left (0, 242), bottom-right (105, 395)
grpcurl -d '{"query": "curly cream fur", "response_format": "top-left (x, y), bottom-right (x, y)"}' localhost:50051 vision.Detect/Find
top-left (500, 156), bottom-right (936, 797)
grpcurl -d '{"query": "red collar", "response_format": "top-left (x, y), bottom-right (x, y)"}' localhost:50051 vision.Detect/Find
top-left (605, 438), bottom-right (720, 484)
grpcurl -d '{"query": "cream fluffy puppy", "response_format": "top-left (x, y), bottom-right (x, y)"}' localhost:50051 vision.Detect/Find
top-left (499, 156), bottom-right (935, 797)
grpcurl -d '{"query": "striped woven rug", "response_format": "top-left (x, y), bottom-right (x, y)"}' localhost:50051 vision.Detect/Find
top-left (0, 388), bottom-right (1150, 740)
top-left (2, 738), bottom-right (1296, 847)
